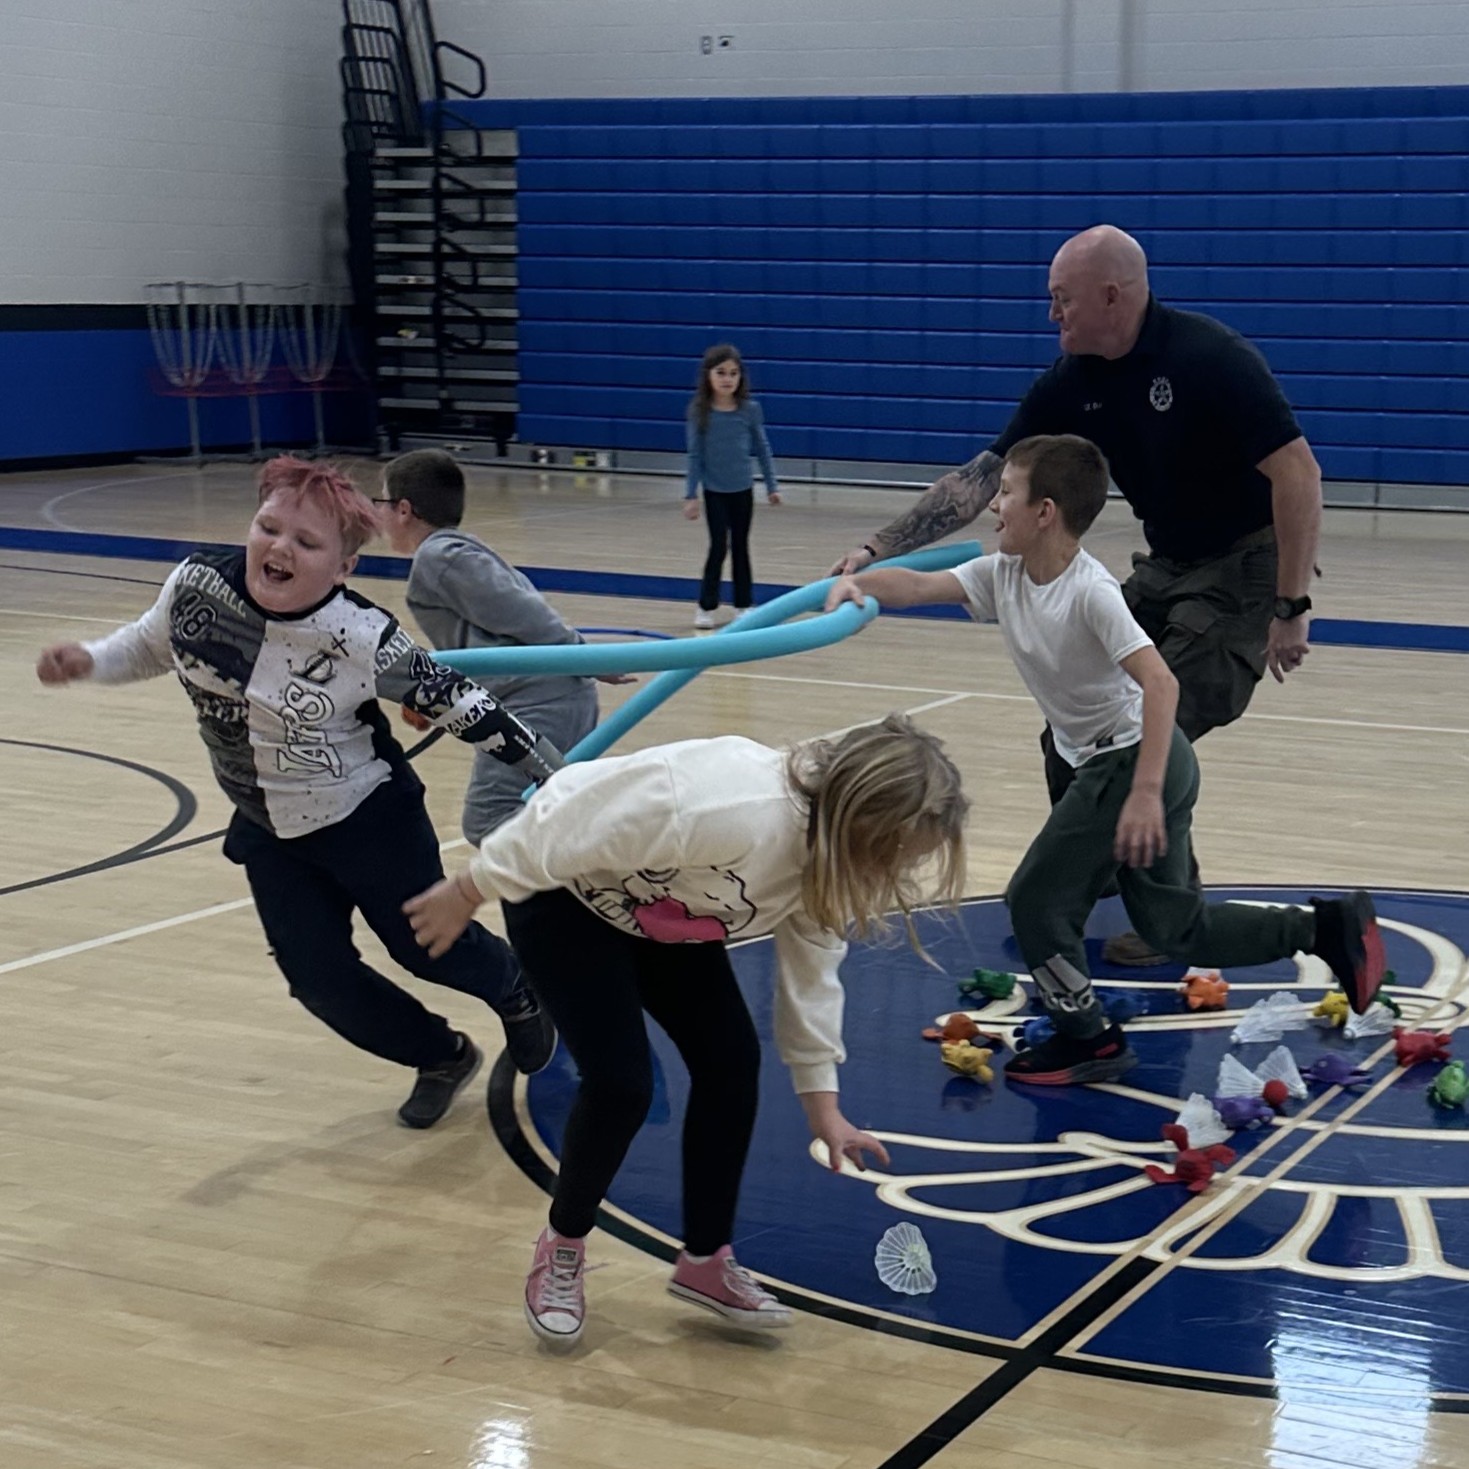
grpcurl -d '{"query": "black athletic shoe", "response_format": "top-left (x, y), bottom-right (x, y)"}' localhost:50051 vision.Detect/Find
top-left (398, 1032), bottom-right (483, 1129)
top-left (1004, 1023), bottom-right (1138, 1086)
top-left (1311, 889), bottom-right (1386, 1015)
top-left (498, 988), bottom-right (557, 1076)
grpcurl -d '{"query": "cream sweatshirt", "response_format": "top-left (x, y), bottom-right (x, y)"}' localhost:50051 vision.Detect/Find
top-left (467, 736), bottom-right (848, 1094)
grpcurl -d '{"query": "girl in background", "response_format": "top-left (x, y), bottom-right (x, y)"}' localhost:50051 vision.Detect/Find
top-left (683, 344), bottom-right (781, 628)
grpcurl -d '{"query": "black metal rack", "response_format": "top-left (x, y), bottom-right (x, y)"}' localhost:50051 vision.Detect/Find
top-left (341, 0), bottom-right (517, 451)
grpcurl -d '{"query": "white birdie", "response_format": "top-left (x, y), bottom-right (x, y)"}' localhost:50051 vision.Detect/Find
top-left (1175, 1093), bottom-right (1231, 1149)
top-left (1217, 1046), bottom-right (1306, 1101)
top-left (1344, 1000), bottom-right (1398, 1040)
top-left (1255, 1044), bottom-right (1308, 1099)
top-left (1230, 991), bottom-right (1311, 1044)
top-left (875, 1222), bottom-right (937, 1296)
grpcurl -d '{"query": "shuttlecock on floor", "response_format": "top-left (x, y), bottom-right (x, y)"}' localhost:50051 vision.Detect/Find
top-left (1344, 1000), bottom-right (1398, 1040)
top-left (1175, 1093), bottom-right (1232, 1149)
top-left (1230, 991), bottom-right (1310, 1044)
top-left (875, 1222), bottom-right (937, 1296)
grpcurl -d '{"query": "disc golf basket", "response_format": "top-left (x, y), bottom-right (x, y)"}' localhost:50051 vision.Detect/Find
top-left (144, 280), bottom-right (222, 464)
top-left (213, 282), bottom-right (279, 460)
top-left (278, 284), bottom-right (344, 456)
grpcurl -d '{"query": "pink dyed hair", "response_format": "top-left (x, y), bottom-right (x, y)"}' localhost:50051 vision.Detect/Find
top-left (255, 456), bottom-right (380, 556)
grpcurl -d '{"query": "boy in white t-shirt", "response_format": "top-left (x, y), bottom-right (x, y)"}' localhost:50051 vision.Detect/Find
top-left (826, 434), bottom-right (1385, 1085)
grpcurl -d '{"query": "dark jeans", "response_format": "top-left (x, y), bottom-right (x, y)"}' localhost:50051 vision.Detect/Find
top-left (699, 487), bottom-right (755, 611)
top-left (223, 766), bottom-right (523, 1070)
top-left (504, 887), bottom-right (761, 1255)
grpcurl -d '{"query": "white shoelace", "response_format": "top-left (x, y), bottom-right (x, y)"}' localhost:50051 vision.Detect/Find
top-left (724, 1258), bottom-right (775, 1306)
top-left (536, 1255), bottom-right (583, 1312)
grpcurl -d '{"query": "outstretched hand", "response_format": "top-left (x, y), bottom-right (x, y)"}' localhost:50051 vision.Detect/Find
top-left (36, 643), bottom-right (94, 685)
top-left (800, 1091), bottom-right (891, 1173)
top-left (813, 1117), bottom-right (891, 1173)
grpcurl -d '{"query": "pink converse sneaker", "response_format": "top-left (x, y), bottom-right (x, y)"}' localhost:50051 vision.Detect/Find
top-left (524, 1228), bottom-right (586, 1345)
top-left (667, 1246), bottom-right (792, 1328)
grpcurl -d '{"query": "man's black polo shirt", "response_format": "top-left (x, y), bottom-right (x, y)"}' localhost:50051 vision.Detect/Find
top-left (989, 296), bottom-right (1303, 563)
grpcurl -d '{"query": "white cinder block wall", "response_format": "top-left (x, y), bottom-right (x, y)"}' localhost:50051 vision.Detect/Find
top-left (0, 0), bottom-right (346, 305)
top-left (434, 0), bottom-right (1469, 99)
top-left (3, 0), bottom-right (1468, 304)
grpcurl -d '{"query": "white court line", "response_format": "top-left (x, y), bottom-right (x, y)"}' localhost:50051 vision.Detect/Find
top-left (38, 470), bottom-right (202, 535)
top-left (0, 838), bottom-right (471, 977)
top-left (0, 608), bottom-right (137, 625)
top-left (708, 668), bottom-right (1030, 701)
top-left (708, 669), bottom-right (1469, 737)
top-left (0, 899), bottom-right (255, 976)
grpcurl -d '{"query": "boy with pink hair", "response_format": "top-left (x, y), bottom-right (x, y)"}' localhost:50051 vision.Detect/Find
top-left (37, 456), bottom-right (562, 1129)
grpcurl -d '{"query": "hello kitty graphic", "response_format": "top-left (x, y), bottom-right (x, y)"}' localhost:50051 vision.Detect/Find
top-left (576, 866), bottom-right (758, 943)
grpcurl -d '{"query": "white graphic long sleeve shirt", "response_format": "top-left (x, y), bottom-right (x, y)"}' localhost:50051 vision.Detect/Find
top-left (82, 550), bottom-right (561, 837)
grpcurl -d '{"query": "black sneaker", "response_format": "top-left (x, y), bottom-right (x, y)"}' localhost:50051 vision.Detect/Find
top-left (398, 1032), bottom-right (483, 1129)
top-left (499, 988), bottom-right (557, 1076)
top-left (1004, 1023), bottom-right (1138, 1086)
top-left (1311, 889), bottom-right (1386, 1015)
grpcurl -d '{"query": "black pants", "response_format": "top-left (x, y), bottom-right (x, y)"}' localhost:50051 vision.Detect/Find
top-left (504, 887), bottom-right (761, 1255)
top-left (223, 766), bottom-right (523, 1071)
top-left (698, 487), bottom-right (754, 611)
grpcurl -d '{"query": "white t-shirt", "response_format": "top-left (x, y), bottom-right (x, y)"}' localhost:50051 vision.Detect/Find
top-left (951, 550), bottom-right (1153, 769)
top-left (468, 737), bottom-right (849, 1095)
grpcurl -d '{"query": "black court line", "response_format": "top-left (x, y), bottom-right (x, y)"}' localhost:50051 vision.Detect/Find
top-left (0, 739), bottom-right (199, 896)
top-left (0, 561), bottom-right (167, 588)
top-left (486, 1047), bottom-right (1279, 1459)
top-left (0, 730), bottom-right (444, 895)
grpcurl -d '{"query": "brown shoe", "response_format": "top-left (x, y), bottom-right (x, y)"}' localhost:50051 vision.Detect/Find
top-left (1101, 931), bottom-right (1170, 968)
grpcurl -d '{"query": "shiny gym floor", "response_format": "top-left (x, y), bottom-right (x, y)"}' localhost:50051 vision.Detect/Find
top-left (2, 459), bottom-right (1468, 1468)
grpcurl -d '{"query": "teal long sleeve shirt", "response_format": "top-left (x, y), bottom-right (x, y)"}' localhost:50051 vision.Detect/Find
top-left (684, 400), bottom-right (779, 500)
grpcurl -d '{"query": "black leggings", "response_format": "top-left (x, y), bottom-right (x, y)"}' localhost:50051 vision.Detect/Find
top-left (699, 487), bottom-right (754, 611)
top-left (504, 887), bottom-right (762, 1255)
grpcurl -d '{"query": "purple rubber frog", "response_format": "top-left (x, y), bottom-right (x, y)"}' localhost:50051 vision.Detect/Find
top-left (1215, 1094), bottom-right (1274, 1130)
top-left (1301, 1054), bottom-right (1373, 1088)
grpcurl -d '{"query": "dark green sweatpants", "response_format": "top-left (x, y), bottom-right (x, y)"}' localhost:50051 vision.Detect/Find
top-left (1006, 727), bottom-right (1314, 1032)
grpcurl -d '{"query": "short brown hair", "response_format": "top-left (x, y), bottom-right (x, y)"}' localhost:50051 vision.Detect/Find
top-left (382, 449), bottom-right (465, 528)
top-left (1004, 434), bottom-right (1111, 537)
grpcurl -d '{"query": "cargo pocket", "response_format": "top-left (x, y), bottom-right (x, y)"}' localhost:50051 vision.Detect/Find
top-left (1161, 599), bottom-right (1261, 739)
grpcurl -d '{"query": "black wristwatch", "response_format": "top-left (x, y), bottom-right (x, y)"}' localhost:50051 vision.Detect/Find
top-left (1273, 594), bottom-right (1312, 620)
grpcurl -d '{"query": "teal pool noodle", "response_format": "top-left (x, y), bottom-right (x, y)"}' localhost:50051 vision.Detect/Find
top-left (559, 541), bottom-right (982, 764)
top-left (441, 594), bottom-right (877, 678)
top-left (437, 540), bottom-right (982, 771)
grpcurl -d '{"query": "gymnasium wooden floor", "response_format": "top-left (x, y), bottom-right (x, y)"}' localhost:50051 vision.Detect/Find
top-left (2, 459), bottom-right (1467, 1468)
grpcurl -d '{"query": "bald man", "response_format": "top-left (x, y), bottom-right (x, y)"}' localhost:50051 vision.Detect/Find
top-left (832, 225), bottom-right (1322, 965)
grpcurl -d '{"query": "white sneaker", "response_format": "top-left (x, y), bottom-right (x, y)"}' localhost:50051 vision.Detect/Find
top-left (694, 608), bottom-right (716, 629)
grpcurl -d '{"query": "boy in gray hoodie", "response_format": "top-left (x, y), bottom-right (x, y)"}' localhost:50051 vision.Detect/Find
top-left (380, 449), bottom-right (613, 842)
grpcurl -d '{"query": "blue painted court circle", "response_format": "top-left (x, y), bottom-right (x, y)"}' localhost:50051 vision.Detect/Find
top-left (517, 887), bottom-right (1469, 1401)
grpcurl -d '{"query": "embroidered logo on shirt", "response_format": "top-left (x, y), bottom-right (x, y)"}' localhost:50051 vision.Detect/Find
top-left (1149, 377), bottom-right (1174, 412)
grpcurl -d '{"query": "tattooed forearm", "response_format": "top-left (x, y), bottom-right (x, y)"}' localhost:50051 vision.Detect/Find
top-left (871, 451), bottom-right (1003, 558)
